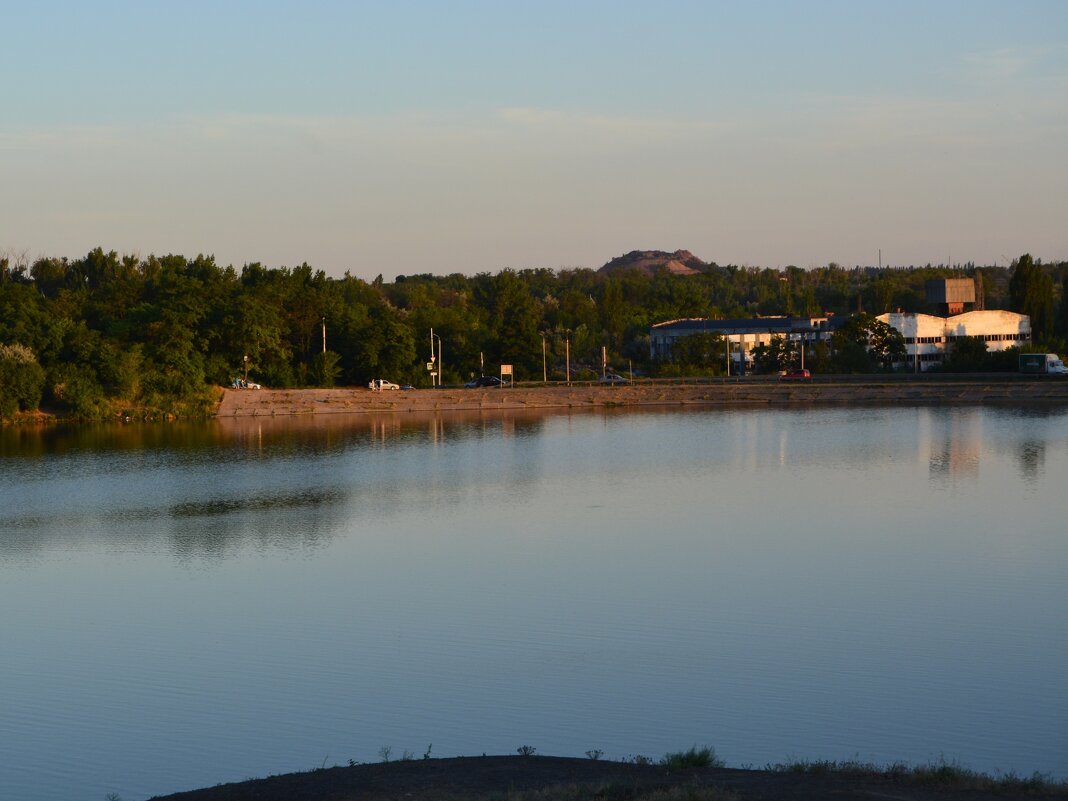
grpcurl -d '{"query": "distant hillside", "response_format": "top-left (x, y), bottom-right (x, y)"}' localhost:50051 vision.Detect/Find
top-left (598, 249), bottom-right (707, 276)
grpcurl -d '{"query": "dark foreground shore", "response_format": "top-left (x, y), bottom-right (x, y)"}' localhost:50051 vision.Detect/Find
top-left (147, 755), bottom-right (1067, 801)
top-left (216, 375), bottom-right (1068, 418)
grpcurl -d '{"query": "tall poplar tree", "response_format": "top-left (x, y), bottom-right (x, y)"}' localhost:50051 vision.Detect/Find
top-left (1009, 253), bottom-right (1055, 340)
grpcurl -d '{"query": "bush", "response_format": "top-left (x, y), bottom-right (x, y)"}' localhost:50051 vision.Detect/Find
top-left (0, 343), bottom-right (46, 417)
top-left (310, 350), bottom-right (343, 387)
top-left (48, 363), bottom-right (110, 419)
top-left (661, 746), bottom-right (724, 769)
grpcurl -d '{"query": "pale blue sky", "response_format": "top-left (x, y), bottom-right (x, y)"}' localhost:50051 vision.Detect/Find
top-left (2, 1), bottom-right (1066, 277)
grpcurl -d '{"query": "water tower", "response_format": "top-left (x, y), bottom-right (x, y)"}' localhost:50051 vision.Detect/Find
top-left (925, 278), bottom-right (976, 316)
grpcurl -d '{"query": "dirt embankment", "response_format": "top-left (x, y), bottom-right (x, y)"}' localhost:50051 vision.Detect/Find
top-left (147, 755), bottom-right (1067, 801)
top-left (216, 378), bottom-right (1068, 418)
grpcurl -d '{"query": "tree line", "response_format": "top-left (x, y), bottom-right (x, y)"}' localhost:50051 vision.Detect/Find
top-left (1, 248), bottom-right (1066, 420)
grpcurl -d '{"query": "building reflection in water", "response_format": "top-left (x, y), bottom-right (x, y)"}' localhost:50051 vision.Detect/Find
top-left (1016, 440), bottom-right (1045, 482)
top-left (923, 407), bottom-right (982, 482)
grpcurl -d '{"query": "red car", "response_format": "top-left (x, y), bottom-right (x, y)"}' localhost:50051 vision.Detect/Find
top-left (780, 369), bottom-right (811, 380)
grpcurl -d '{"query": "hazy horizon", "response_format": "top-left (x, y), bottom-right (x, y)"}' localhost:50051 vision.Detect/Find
top-left (3, 1), bottom-right (1066, 279)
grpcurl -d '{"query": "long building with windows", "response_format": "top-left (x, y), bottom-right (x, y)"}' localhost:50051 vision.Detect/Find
top-left (649, 315), bottom-right (842, 369)
top-left (650, 308), bottom-right (1030, 373)
top-left (876, 310), bottom-right (1031, 371)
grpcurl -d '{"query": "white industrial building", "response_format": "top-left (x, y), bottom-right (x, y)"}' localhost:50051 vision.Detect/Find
top-left (876, 310), bottom-right (1031, 371)
top-left (649, 316), bottom-right (842, 369)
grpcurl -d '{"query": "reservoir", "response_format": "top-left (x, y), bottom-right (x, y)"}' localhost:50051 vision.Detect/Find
top-left (1, 405), bottom-right (1066, 800)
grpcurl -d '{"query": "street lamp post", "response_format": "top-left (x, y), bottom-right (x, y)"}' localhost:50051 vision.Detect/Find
top-left (542, 334), bottom-right (547, 383)
top-left (432, 333), bottom-right (443, 387)
top-left (243, 354), bottom-right (249, 384)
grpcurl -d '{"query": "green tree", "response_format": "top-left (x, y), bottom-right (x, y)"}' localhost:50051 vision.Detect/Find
top-left (0, 343), bottom-right (46, 417)
top-left (47, 363), bottom-right (109, 419)
top-left (670, 331), bottom-right (724, 373)
top-left (486, 270), bottom-right (541, 377)
top-left (942, 336), bottom-right (989, 372)
top-left (309, 350), bottom-right (343, 387)
top-left (831, 313), bottom-right (906, 372)
top-left (1009, 254), bottom-right (1055, 339)
top-left (752, 335), bottom-right (792, 373)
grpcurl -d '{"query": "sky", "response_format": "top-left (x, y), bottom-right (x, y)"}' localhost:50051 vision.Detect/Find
top-left (2, 0), bottom-right (1066, 279)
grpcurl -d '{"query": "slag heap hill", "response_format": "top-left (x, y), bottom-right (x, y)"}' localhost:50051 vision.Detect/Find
top-left (598, 249), bottom-right (707, 277)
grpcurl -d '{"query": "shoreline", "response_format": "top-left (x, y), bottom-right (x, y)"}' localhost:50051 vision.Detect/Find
top-left (216, 376), bottom-right (1068, 418)
top-left (146, 753), bottom-right (1067, 801)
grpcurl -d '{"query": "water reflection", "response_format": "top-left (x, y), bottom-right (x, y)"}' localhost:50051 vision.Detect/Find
top-left (1016, 440), bottom-right (1045, 482)
top-left (2, 404), bottom-right (1068, 801)
top-left (926, 408), bottom-right (982, 483)
top-left (0, 410), bottom-right (564, 561)
top-left (0, 419), bottom-right (229, 458)
top-left (0, 408), bottom-right (557, 460)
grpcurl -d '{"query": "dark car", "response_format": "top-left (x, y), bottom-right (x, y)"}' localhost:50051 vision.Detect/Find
top-left (465, 375), bottom-right (502, 388)
top-left (780, 369), bottom-right (811, 380)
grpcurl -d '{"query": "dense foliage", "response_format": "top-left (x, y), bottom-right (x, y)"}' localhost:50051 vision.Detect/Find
top-left (1, 248), bottom-right (1065, 419)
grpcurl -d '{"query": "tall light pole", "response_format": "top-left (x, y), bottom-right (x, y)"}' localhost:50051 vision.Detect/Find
top-left (432, 333), bottom-right (443, 387)
top-left (430, 328), bottom-right (437, 386)
top-left (542, 334), bottom-right (547, 383)
top-left (321, 317), bottom-right (326, 354)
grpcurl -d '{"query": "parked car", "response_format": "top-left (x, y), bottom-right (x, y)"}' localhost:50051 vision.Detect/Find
top-left (779, 369), bottom-right (811, 380)
top-left (368, 379), bottom-right (400, 391)
top-left (599, 373), bottom-right (628, 384)
top-left (465, 375), bottom-right (502, 388)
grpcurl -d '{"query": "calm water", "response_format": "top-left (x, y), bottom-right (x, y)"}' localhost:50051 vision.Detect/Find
top-left (1, 405), bottom-right (1066, 800)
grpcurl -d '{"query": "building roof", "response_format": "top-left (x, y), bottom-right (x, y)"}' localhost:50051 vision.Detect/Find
top-left (651, 316), bottom-right (842, 335)
top-left (877, 309), bottom-right (1030, 334)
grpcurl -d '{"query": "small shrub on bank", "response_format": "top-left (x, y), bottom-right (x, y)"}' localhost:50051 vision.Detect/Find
top-left (661, 746), bottom-right (724, 769)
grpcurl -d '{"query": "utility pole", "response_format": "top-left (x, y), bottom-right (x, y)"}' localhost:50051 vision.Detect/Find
top-left (321, 317), bottom-right (326, 354)
top-left (565, 338), bottom-right (571, 386)
top-left (542, 335), bottom-right (547, 383)
top-left (433, 334), bottom-right (443, 387)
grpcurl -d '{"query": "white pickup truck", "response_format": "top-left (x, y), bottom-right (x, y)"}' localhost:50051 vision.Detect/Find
top-left (368, 379), bottom-right (400, 391)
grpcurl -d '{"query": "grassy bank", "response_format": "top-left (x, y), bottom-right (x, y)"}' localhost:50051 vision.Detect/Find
top-left (144, 751), bottom-right (1067, 801)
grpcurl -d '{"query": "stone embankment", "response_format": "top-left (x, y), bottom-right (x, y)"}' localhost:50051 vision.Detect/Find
top-left (216, 377), bottom-right (1068, 417)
